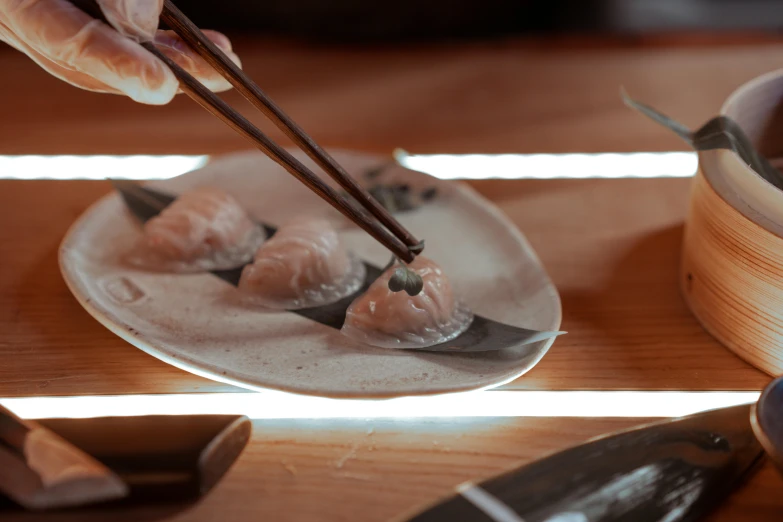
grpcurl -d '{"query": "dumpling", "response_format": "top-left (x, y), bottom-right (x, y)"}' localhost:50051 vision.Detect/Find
top-left (129, 186), bottom-right (264, 272)
top-left (238, 218), bottom-right (366, 309)
top-left (341, 256), bottom-right (473, 349)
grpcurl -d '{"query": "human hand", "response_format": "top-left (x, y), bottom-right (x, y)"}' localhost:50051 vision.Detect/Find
top-left (0, 0), bottom-right (241, 104)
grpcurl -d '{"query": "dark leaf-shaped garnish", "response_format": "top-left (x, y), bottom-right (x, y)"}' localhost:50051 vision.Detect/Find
top-left (353, 155), bottom-right (439, 214)
top-left (621, 88), bottom-right (783, 190)
top-left (368, 185), bottom-right (395, 211)
top-left (388, 266), bottom-right (424, 296)
top-left (420, 187), bottom-right (438, 201)
top-left (114, 182), bottom-right (568, 353)
top-left (364, 161), bottom-right (394, 180)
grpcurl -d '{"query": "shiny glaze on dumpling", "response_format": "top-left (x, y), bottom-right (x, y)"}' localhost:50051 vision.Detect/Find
top-left (130, 186), bottom-right (264, 272)
top-left (341, 256), bottom-right (472, 348)
top-left (238, 218), bottom-right (365, 309)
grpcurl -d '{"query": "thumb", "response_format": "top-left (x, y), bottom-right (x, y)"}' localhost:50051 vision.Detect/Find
top-left (96, 0), bottom-right (163, 41)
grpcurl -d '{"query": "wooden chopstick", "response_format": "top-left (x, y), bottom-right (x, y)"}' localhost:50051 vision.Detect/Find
top-left (138, 42), bottom-right (415, 262)
top-left (66, 0), bottom-right (421, 262)
top-left (160, 0), bottom-right (422, 253)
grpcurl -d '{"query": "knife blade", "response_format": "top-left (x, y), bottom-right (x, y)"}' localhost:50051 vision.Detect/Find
top-left (398, 404), bottom-right (764, 522)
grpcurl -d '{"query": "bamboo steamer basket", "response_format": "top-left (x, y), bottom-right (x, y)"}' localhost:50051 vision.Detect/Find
top-left (682, 70), bottom-right (783, 376)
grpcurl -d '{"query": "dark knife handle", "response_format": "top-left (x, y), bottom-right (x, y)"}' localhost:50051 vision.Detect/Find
top-left (0, 405), bottom-right (129, 511)
top-left (399, 405), bottom-right (764, 522)
top-left (0, 405), bottom-right (32, 455)
top-left (34, 414), bottom-right (252, 502)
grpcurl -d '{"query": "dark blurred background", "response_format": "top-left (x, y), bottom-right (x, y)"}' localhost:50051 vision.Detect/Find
top-left (173, 0), bottom-right (783, 42)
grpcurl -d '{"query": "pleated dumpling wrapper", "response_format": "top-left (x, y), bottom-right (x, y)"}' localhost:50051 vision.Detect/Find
top-left (341, 256), bottom-right (473, 349)
top-left (129, 186), bottom-right (265, 272)
top-left (238, 218), bottom-right (366, 309)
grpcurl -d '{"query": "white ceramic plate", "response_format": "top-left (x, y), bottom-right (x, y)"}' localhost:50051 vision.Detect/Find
top-left (59, 150), bottom-right (561, 398)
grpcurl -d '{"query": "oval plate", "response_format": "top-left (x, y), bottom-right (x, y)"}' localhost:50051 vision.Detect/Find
top-left (59, 150), bottom-right (562, 398)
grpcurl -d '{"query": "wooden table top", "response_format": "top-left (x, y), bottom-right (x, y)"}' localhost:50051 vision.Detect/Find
top-left (0, 177), bottom-right (771, 396)
top-left (4, 34), bottom-right (783, 157)
top-left (1, 35), bottom-right (782, 520)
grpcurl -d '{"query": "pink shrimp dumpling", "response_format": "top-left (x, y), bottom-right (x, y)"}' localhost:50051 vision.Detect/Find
top-left (129, 186), bottom-right (264, 272)
top-left (238, 218), bottom-right (365, 309)
top-left (341, 256), bottom-right (473, 349)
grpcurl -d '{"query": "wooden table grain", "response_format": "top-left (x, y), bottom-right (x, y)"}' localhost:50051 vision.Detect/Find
top-left (4, 36), bottom-right (783, 157)
top-left (1, 35), bottom-right (782, 520)
top-left (0, 417), bottom-right (781, 522)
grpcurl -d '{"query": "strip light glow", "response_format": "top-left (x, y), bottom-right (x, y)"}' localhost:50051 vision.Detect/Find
top-left (0, 155), bottom-right (208, 180)
top-left (0, 152), bottom-right (697, 181)
top-left (2, 391), bottom-right (759, 420)
top-left (396, 151), bottom-right (698, 180)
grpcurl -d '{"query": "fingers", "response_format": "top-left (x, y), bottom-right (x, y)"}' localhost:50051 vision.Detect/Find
top-left (1, 0), bottom-right (243, 104)
top-left (154, 29), bottom-right (242, 93)
top-left (2, 0), bottom-right (178, 104)
top-left (96, 0), bottom-right (162, 41)
top-left (202, 30), bottom-right (233, 53)
top-left (7, 38), bottom-right (123, 94)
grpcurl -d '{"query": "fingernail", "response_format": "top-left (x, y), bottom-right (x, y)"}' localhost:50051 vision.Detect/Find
top-left (223, 50), bottom-right (242, 69)
top-left (122, 58), bottom-right (177, 105)
top-left (204, 31), bottom-right (232, 52)
top-left (207, 33), bottom-right (241, 67)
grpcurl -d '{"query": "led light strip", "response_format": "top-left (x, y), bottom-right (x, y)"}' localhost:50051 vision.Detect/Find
top-left (396, 151), bottom-right (698, 180)
top-left (0, 152), bottom-right (697, 181)
top-left (1, 391), bottom-right (759, 420)
top-left (0, 155), bottom-right (208, 180)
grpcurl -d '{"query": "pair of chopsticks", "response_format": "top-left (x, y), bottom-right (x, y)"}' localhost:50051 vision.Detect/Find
top-left (71, 0), bottom-right (422, 263)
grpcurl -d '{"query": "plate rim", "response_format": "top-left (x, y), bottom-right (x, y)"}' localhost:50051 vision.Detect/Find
top-left (58, 151), bottom-right (562, 399)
